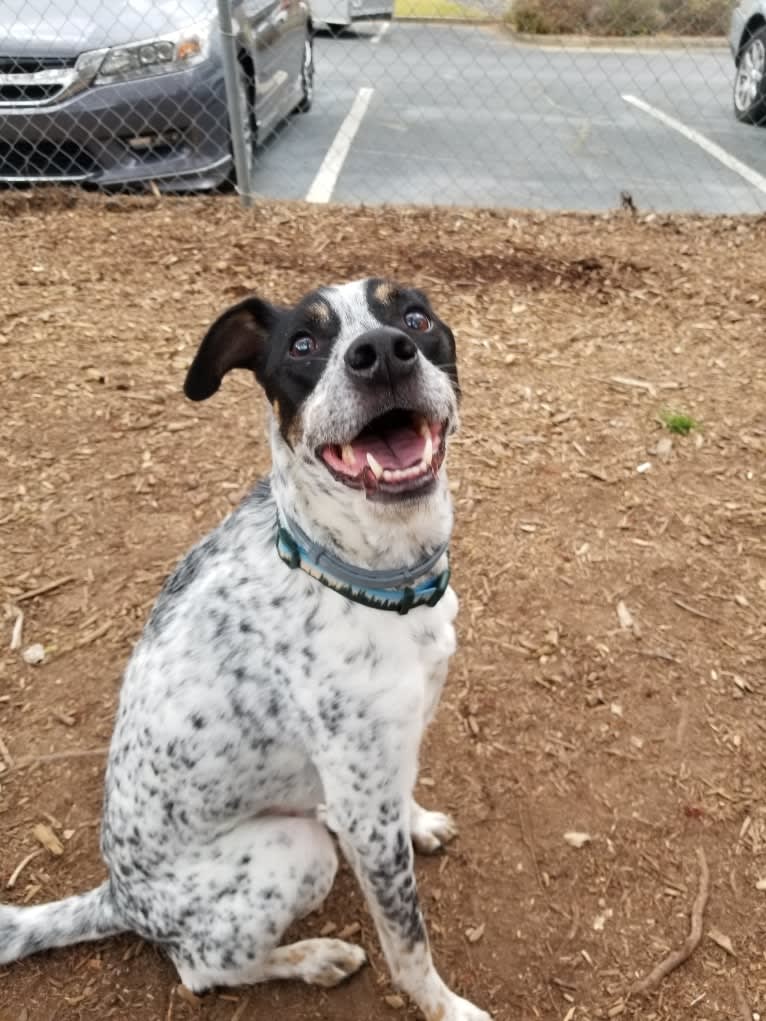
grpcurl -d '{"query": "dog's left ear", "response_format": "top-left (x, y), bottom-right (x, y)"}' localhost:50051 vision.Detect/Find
top-left (184, 297), bottom-right (279, 401)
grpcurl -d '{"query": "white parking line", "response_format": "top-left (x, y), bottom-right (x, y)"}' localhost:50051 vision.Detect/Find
top-left (622, 93), bottom-right (766, 196)
top-left (306, 87), bottom-right (374, 203)
top-left (370, 21), bottom-right (391, 44)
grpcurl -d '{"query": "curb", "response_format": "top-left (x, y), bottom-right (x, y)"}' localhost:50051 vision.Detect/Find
top-left (504, 27), bottom-right (727, 49)
top-left (386, 18), bottom-right (728, 46)
top-left (394, 15), bottom-right (502, 23)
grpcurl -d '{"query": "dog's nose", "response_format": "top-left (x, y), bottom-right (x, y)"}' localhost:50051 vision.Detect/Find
top-left (344, 328), bottom-right (418, 384)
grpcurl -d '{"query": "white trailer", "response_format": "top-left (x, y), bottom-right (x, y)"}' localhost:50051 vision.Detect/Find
top-left (311, 0), bottom-right (393, 31)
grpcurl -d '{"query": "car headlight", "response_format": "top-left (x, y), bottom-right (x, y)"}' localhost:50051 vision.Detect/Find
top-left (93, 23), bottom-right (211, 84)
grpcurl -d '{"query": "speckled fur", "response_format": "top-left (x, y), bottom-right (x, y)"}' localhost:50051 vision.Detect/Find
top-left (0, 280), bottom-right (491, 1021)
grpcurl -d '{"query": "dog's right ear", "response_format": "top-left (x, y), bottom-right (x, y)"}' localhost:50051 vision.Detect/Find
top-left (184, 297), bottom-right (279, 401)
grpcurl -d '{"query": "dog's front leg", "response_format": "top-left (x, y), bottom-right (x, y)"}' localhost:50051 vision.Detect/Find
top-left (323, 792), bottom-right (491, 1021)
top-left (411, 657), bottom-right (458, 855)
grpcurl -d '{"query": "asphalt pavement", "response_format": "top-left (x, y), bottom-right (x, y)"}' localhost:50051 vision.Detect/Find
top-left (252, 21), bottom-right (766, 213)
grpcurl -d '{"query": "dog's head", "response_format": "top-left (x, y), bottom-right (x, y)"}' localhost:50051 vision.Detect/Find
top-left (185, 278), bottom-right (459, 511)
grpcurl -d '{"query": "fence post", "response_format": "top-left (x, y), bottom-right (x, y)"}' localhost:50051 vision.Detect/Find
top-left (216, 0), bottom-right (254, 208)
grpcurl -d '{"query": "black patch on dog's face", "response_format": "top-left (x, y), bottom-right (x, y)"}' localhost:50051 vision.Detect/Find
top-left (364, 278), bottom-right (459, 396)
top-left (183, 279), bottom-right (459, 442)
top-left (255, 293), bottom-right (342, 439)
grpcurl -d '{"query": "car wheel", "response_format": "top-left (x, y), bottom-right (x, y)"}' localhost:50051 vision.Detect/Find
top-left (734, 26), bottom-right (766, 125)
top-left (297, 35), bottom-right (314, 113)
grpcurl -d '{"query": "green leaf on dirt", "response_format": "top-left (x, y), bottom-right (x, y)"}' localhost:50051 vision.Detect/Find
top-left (660, 409), bottom-right (698, 436)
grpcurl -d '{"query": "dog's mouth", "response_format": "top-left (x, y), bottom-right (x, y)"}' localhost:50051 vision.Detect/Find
top-left (318, 409), bottom-right (447, 501)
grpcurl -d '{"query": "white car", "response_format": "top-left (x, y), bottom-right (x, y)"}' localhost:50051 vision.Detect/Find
top-left (311, 0), bottom-right (392, 32)
top-left (729, 0), bottom-right (766, 124)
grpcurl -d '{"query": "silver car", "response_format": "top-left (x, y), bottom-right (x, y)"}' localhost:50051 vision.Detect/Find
top-left (0, 0), bottom-right (314, 191)
top-left (729, 0), bottom-right (766, 124)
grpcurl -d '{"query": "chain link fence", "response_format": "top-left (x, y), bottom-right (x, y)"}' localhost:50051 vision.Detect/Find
top-left (1, 0), bottom-right (764, 212)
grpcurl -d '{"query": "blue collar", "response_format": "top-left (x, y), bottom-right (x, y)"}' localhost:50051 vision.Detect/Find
top-left (275, 512), bottom-right (450, 615)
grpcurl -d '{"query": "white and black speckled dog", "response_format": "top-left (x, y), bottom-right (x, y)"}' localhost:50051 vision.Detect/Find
top-left (0, 279), bottom-right (491, 1021)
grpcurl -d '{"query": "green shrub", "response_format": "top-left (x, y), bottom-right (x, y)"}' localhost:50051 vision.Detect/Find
top-left (512, 0), bottom-right (590, 34)
top-left (510, 0), bottom-right (732, 35)
top-left (588, 0), bottom-right (662, 34)
top-left (660, 0), bottom-right (731, 34)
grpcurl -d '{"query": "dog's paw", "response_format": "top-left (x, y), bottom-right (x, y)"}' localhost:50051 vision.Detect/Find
top-left (300, 939), bottom-right (367, 988)
top-left (411, 807), bottom-right (458, 855)
top-left (436, 994), bottom-right (493, 1021)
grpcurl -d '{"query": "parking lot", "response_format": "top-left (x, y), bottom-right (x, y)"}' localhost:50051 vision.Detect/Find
top-left (253, 21), bottom-right (766, 213)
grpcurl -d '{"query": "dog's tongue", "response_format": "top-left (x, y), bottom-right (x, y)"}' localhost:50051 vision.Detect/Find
top-left (354, 422), bottom-right (423, 469)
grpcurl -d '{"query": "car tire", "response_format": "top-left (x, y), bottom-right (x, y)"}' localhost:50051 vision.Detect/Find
top-left (297, 35), bottom-right (314, 113)
top-left (734, 26), bottom-right (766, 125)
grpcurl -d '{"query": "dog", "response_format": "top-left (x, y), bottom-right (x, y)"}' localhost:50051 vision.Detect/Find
top-left (0, 278), bottom-right (492, 1021)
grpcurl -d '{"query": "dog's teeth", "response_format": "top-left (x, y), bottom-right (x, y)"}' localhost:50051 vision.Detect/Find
top-left (379, 463), bottom-right (432, 484)
top-left (366, 452), bottom-right (384, 479)
top-left (342, 444), bottom-right (356, 467)
top-left (422, 432), bottom-right (433, 466)
top-left (418, 418), bottom-right (430, 439)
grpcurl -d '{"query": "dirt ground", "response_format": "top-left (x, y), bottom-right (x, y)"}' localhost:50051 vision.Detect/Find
top-left (0, 191), bottom-right (764, 1021)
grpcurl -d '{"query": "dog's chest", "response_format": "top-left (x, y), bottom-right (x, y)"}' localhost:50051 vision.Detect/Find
top-left (301, 584), bottom-right (458, 717)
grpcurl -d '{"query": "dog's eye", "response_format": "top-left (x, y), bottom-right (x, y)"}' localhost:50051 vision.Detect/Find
top-left (289, 334), bottom-right (317, 358)
top-left (404, 310), bottom-right (431, 332)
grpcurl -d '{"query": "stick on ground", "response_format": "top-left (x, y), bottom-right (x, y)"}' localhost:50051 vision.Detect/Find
top-left (0, 735), bottom-right (15, 770)
top-left (733, 977), bottom-right (751, 1021)
top-left (672, 598), bottom-right (719, 623)
top-left (6, 848), bottom-right (44, 890)
top-left (9, 606), bottom-right (24, 650)
top-left (16, 576), bottom-right (76, 603)
top-left (14, 747), bottom-right (109, 770)
top-left (630, 848), bottom-right (710, 996)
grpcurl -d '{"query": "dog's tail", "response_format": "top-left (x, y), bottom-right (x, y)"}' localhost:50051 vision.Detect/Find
top-left (0, 882), bottom-right (125, 964)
